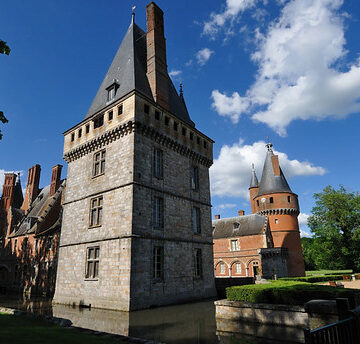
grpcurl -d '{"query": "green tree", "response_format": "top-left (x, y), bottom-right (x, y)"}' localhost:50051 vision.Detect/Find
top-left (0, 39), bottom-right (10, 139)
top-left (308, 186), bottom-right (360, 271)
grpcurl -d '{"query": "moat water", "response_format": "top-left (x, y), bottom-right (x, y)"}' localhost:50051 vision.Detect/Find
top-left (0, 297), bottom-right (304, 343)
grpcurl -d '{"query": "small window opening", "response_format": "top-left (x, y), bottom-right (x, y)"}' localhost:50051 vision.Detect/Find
top-left (275, 219), bottom-right (279, 224)
top-left (78, 129), bottom-right (82, 138)
top-left (93, 115), bottom-right (104, 129)
top-left (182, 127), bottom-right (186, 136)
top-left (270, 197), bottom-right (274, 204)
top-left (155, 110), bottom-right (160, 120)
top-left (108, 87), bottom-right (115, 102)
top-left (86, 124), bottom-right (90, 134)
top-left (71, 133), bottom-right (75, 142)
top-left (165, 116), bottom-right (169, 126)
top-left (144, 104), bottom-right (150, 114)
top-left (203, 140), bottom-right (207, 149)
top-left (190, 132), bottom-right (194, 140)
top-left (256, 200), bottom-right (259, 206)
top-left (108, 111), bottom-right (113, 121)
top-left (118, 104), bottom-right (123, 115)
top-left (233, 222), bottom-right (240, 229)
top-left (288, 196), bottom-right (291, 202)
top-left (173, 121), bottom-right (178, 131)
top-left (197, 137), bottom-right (201, 145)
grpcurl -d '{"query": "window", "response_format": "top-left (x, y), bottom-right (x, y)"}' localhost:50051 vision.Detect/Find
top-left (197, 137), bottom-right (200, 145)
top-left (191, 166), bottom-right (199, 190)
top-left (78, 128), bottom-right (82, 138)
top-left (89, 196), bottom-right (103, 227)
top-left (93, 114), bottom-right (104, 129)
top-left (118, 104), bottom-right (123, 115)
top-left (144, 103), bottom-right (150, 114)
top-left (182, 127), bottom-right (186, 136)
top-left (71, 133), bottom-right (75, 142)
top-left (108, 110), bottom-right (113, 121)
top-left (236, 263), bottom-right (242, 274)
top-left (256, 200), bottom-right (259, 206)
top-left (193, 249), bottom-right (202, 278)
top-left (85, 247), bottom-right (99, 279)
top-left (231, 240), bottom-right (239, 251)
top-left (108, 87), bottom-right (115, 101)
top-left (192, 207), bottom-right (201, 234)
top-left (203, 140), bottom-right (207, 148)
top-left (173, 121), bottom-right (178, 131)
top-left (153, 246), bottom-right (164, 280)
top-left (270, 197), bottom-right (274, 204)
top-left (165, 116), bottom-right (169, 126)
top-left (153, 197), bottom-right (164, 229)
top-left (220, 263), bottom-right (225, 274)
top-left (86, 124), bottom-right (90, 134)
top-left (233, 222), bottom-right (240, 229)
top-left (93, 149), bottom-right (106, 177)
top-left (155, 110), bottom-right (160, 120)
top-left (288, 196), bottom-right (291, 202)
top-left (153, 149), bottom-right (163, 178)
top-left (275, 219), bottom-right (279, 224)
top-left (190, 132), bottom-right (194, 140)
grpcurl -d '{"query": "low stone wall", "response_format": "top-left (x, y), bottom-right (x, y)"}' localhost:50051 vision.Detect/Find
top-left (215, 299), bottom-right (308, 327)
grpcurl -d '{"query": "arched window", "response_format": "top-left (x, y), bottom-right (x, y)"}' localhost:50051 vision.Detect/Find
top-left (220, 263), bottom-right (225, 274)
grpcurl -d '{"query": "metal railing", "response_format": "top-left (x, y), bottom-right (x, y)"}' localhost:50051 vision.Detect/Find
top-left (304, 317), bottom-right (360, 344)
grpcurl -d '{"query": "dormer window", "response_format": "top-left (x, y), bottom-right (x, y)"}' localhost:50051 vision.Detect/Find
top-left (105, 80), bottom-right (119, 103)
top-left (233, 222), bottom-right (240, 229)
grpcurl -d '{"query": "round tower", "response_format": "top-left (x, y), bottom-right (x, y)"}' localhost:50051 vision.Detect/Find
top-left (253, 142), bottom-right (305, 277)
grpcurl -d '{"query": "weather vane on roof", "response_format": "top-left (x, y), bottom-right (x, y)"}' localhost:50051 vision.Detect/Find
top-left (132, 5), bottom-right (136, 22)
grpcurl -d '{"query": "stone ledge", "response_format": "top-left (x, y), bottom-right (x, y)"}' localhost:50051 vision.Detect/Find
top-left (215, 299), bottom-right (305, 312)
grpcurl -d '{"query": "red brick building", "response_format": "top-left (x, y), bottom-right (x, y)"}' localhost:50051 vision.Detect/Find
top-left (213, 142), bottom-right (305, 279)
top-left (0, 164), bottom-right (64, 296)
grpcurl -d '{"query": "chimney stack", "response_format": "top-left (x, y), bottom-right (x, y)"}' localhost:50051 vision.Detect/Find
top-left (146, 2), bottom-right (169, 110)
top-left (238, 210), bottom-right (245, 216)
top-left (50, 164), bottom-right (63, 196)
top-left (1, 173), bottom-right (16, 212)
top-left (215, 215), bottom-right (220, 220)
top-left (271, 155), bottom-right (281, 176)
top-left (21, 164), bottom-right (41, 214)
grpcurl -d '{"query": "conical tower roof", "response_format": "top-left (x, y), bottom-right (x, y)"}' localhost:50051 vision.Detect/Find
top-left (249, 163), bottom-right (259, 188)
top-left (85, 18), bottom-right (193, 126)
top-left (257, 143), bottom-right (292, 196)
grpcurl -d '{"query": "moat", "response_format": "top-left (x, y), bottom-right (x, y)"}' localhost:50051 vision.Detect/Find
top-left (0, 297), bottom-right (304, 343)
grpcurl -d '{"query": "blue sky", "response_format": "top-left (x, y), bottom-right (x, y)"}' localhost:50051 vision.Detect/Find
top-left (1, 0), bottom-right (360, 236)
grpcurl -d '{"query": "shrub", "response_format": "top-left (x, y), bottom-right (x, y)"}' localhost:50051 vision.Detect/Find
top-left (278, 274), bottom-right (352, 283)
top-left (226, 281), bottom-right (360, 306)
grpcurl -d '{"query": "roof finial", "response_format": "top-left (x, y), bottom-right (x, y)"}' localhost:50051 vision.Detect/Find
top-left (179, 83), bottom-right (183, 98)
top-left (265, 136), bottom-right (273, 152)
top-left (252, 163), bottom-right (255, 171)
top-left (132, 6), bottom-right (136, 23)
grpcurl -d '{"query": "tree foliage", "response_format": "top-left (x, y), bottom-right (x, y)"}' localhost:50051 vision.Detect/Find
top-left (307, 186), bottom-right (360, 271)
top-left (0, 39), bottom-right (10, 140)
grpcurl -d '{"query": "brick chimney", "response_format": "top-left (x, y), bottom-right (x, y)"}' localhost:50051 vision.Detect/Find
top-left (146, 2), bottom-right (169, 110)
top-left (21, 164), bottom-right (41, 214)
top-left (215, 215), bottom-right (220, 220)
top-left (1, 173), bottom-right (16, 212)
top-left (271, 155), bottom-right (281, 176)
top-left (50, 164), bottom-right (63, 196)
top-left (238, 210), bottom-right (245, 216)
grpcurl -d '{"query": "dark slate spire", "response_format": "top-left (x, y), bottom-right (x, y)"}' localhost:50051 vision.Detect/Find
top-left (13, 173), bottom-right (24, 209)
top-left (249, 163), bottom-right (259, 188)
top-left (257, 143), bottom-right (292, 196)
top-left (85, 13), bottom-right (194, 126)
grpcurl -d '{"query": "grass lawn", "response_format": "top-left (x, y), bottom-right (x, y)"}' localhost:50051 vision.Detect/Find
top-left (306, 269), bottom-right (353, 276)
top-left (0, 312), bottom-right (128, 344)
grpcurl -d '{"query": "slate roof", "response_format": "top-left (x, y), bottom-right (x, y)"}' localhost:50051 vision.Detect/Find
top-left (256, 148), bottom-right (292, 197)
top-left (85, 19), bottom-right (193, 126)
top-left (212, 214), bottom-right (267, 239)
top-left (249, 165), bottom-right (259, 188)
top-left (10, 180), bottom-right (65, 237)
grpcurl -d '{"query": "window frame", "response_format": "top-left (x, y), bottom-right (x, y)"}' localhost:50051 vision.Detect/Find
top-left (220, 262), bottom-right (225, 274)
top-left (85, 246), bottom-right (100, 280)
top-left (231, 239), bottom-right (239, 251)
top-left (152, 196), bottom-right (164, 229)
top-left (192, 206), bottom-right (201, 234)
top-left (235, 262), bottom-right (242, 274)
top-left (193, 248), bottom-right (202, 278)
top-left (92, 149), bottom-right (106, 178)
top-left (89, 196), bottom-right (103, 228)
top-left (153, 148), bottom-right (163, 179)
top-left (153, 246), bottom-right (164, 281)
top-left (191, 166), bottom-right (199, 191)
top-left (107, 86), bottom-right (115, 102)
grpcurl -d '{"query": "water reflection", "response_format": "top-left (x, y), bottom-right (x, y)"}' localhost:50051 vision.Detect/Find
top-left (0, 297), bottom-right (304, 344)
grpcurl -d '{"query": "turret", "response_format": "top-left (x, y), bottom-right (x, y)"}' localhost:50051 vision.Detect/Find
top-left (249, 164), bottom-right (259, 214)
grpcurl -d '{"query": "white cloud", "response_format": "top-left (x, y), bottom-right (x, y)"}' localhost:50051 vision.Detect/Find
top-left (203, 0), bottom-right (259, 37)
top-left (211, 90), bottom-right (250, 123)
top-left (196, 48), bottom-right (214, 66)
top-left (210, 0), bottom-right (360, 136)
top-left (215, 203), bottom-right (237, 210)
top-left (169, 70), bottom-right (182, 78)
top-left (210, 139), bottom-right (326, 198)
top-left (298, 213), bottom-right (312, 237)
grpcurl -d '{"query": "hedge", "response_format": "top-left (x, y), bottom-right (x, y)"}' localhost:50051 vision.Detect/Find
top-left (226, 281), bottom-right (360, 306)
top-left (278, 274), bottom-right (352, 283)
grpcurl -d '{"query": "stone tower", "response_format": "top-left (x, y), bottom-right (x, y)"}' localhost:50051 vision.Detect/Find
top-left (53, 2), bottom-right (216, 311)
top-left (249, 143), bottom-right (305, 277)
